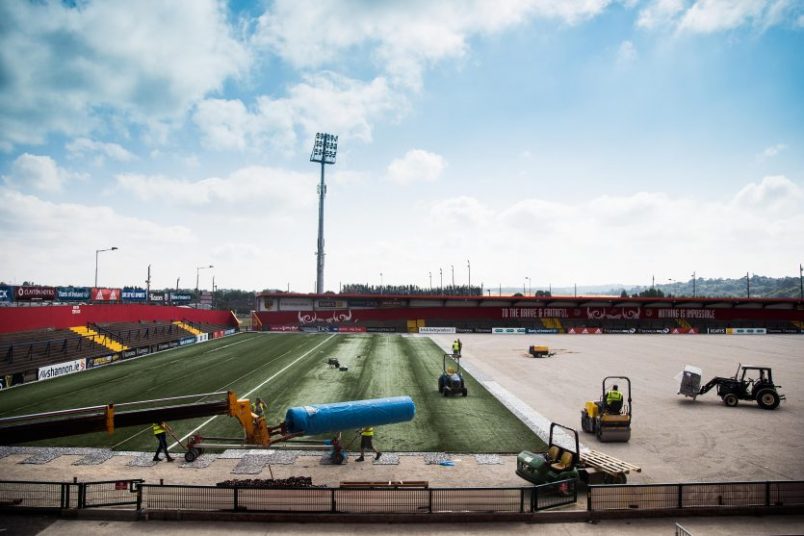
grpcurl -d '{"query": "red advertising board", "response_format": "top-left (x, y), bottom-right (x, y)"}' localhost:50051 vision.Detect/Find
top-left (91, 288), bottom-right (122, 302)
top-left (336, 326), bottom-right (366, 333)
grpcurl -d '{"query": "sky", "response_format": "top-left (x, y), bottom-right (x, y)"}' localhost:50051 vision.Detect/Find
top-left (1, 0), bottom-right (803, 293)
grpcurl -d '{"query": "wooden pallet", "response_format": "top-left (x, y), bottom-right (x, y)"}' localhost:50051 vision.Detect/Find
top-left (580, 449), bottom-right (642, 476)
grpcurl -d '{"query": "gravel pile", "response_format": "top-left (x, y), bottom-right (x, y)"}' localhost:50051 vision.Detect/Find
top-left (73, 450), bottom-right (114, 465)
top-left (21, 451), bottom-right (62, 464)
top-left (232, 454), bottom-right (273, 474)
top-left (180, 453), bottom-right (217, 469)
top-left (129, 454), bottom-right (159, 467)
top-left (372, 453), bottom-right (399, 465)
top-left (423, 452), bottom-right (452, 465)
top-left (474, 454), bottom-right (502, 465)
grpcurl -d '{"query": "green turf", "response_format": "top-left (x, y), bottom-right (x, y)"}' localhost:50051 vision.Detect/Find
top-left (0, 333), bottom-right (545, 453)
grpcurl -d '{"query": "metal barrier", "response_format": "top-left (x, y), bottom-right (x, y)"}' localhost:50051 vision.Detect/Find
top-left (138, 481), bottom-right (577, 513)
top-left (80, 479), bottom-right (143, 509)
top-left (0, 479), bottom-right (142, 510)
top-left (0, 480), bottom-right (78, 509)
top-left (589, 480), bottom-right (804, 511)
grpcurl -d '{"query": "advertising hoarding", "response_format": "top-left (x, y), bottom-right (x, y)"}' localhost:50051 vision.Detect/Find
top-left (16, 286), bottom-right (56, 301)
top-left (57, 287), bottom-right (90, 301)
top-left (38, 358), bottom-right (86, 380)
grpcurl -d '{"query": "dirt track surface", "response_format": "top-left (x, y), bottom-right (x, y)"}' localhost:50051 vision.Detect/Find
top-left (430, 333), bottom-right (804, 483)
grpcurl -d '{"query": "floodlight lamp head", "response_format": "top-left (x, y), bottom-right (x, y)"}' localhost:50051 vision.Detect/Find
top-left (310, 132), bottom-right (338, 164)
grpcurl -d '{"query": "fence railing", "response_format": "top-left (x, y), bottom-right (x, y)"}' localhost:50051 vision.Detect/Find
top-left (588, 480), bottom-right (804, 511)
top-left (139, 479), bottom-right (576, 513)
top-left (0, 479), bottom-right (142, 510)
top-left (3, 478), bottom-right (802, 516)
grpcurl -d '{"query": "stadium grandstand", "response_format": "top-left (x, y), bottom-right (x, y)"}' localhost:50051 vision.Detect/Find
top-left (0, 300), bottom-right (238, 389)
top-left (253, 292), bottom-right (804, 335)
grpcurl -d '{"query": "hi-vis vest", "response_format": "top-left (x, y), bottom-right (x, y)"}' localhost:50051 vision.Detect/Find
top-left (452, 341), bottom-right (460, 352)
top-left (361, 427), bottom-right (374, 437)
top-left (606, 390), bottom-right (623, 404)
top-left (152, 423), bottom-right (165, 435)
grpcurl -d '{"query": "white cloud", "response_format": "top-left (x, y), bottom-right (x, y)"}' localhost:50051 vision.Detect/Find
top-left (680, 0), bottom-right (797, 33)
top-left (403, 175), bottom-right (804, 285)
top-left (387, 150), bottom-right (447, 185)
top-left (254, 1), bottom-right (611, 90)
top-left (2, 153), bottom-right (85, 192)
top-left (732, 175), bottom-right (803, 212)
top-left (66, 137), bottom-right (136, 164)
top-left (616, 40), bottom-right (638, 64)
top-left (637, 0), bottom-right (801, 32)
top-left (194, 73), bottom-right (404, 153)
top-left (756, 143), bottom-right (787, 160)
top-left (115, 166), bottom-right (315, 209)
top-left (0, 1), bottom-right (249, 148)
top-left (0, 187), bottom-right (196, 287)
top-left (637, 0), bottom-right (687, 28)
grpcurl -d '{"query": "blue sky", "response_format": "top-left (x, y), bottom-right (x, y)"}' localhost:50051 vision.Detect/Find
top-left (1, 0), bottom-right (802, 292)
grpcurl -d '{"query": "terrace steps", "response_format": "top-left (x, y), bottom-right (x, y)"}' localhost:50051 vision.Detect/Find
top-left (69, 326), bottom-right (128, 353)
top-left (172, 321), bottom-right (204, 336)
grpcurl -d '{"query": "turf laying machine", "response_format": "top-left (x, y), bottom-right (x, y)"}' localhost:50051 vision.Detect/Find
top-left (0, 391), bottom-right (416, 464)
top-left (516, 423), bottom-right (641, 486)
top-left (438, 353), bottom-right (467, 397)
top-left (580, 376), bottom-right (632, 442)
top-left (678, 363), bottom-right (785, 410)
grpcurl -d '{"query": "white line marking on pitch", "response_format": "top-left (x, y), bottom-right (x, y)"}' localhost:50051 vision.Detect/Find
top-left (169, 334), bottom-right (335, 449)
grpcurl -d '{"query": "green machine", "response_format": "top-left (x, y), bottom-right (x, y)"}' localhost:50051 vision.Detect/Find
top-left (516, 423), bottom-right (580, 485)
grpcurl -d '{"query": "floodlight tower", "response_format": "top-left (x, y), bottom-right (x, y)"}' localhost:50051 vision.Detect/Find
top-left (310, 132), bottom-right (338, 294)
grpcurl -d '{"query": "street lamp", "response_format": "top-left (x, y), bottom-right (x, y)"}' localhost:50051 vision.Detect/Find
top-left (439, 267), bottom-right (443, 294)
top-left (94, 246), bottom-right (118, 287)
top-left (467, 259), bottom-right (471, 295)
top-left (691, 271), bottom-right (697, 298)
top-left (668, 278), bottom-right (679, 297)
top-left (310, 132), bottom-right (338, 294)
top-left (451, 265), bottom-right (454, 288)
top-left (525, 276), bottom-right (531, 296)
top-left (196, 265), bottom-right (213, 294)
top-left (380, 272), bottom-right (383, 288)
top-left (428, 271), bottom-right (432, 290)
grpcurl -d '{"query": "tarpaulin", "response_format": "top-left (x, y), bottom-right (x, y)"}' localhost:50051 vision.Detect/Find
top-left (284, 396), bottom-right (415, 436)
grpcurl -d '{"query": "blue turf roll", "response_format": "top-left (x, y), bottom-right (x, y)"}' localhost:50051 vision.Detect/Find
top-left (284, 396), bottom-right (416, 436)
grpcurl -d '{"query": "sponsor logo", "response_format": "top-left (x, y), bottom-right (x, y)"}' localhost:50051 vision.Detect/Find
top-left (122, 288), bottom-right (148, 301)
top-left (57, 287), bottom-right (90, 301)
top-left (367, 327), bottom-right (396, 333)
top-left (270, 325), bottom-right (299, 332)
top-left (72, 305), bottom-right (81, 315)
top-left (418, 327), bottom-right (456, 334)
top-left (603, 328), bottom-right (637, 334)
top-left (637, 328), bottom-right (671, 334)
top-left (492, 327), bottom-right (527, 334)
top-left (708, 328), bottom-right (726, 334)
top-left (474, 328), bottom-right (493, 333)
top-left (180, 337), bottom-right (196, 346)
top-left (526, 328), bottom-right (560, 334)
top-left (726, 328), bottom-right (767, 335)
top-left (136, 347), bottom-right (150, 356)
top-left (123, 350), bottom-right (137, 359)
top-left (767, 328), bottom-right (802, 334)
top-left (567, 327), bottom-right (603, 334)
top-left (16, 286), bottom-right (56, 301)
top-left (195, 333), bottom-right (209, 342)
top-left (224, 328), bottom-right (236, 336)
top-left (0, 287), bottom-right (9, 301)
top-left (38, 359), bottom-right (87, 380)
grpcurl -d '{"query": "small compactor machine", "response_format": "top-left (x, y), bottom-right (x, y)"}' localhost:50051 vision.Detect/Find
top-left (580, 376), bottom-right (632, 442)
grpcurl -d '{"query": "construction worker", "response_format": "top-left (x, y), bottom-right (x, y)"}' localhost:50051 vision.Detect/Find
top-left (452, 339), bottom-right (461, 356)
top-left (252, 397), bottom-right (267, 418)
top-left (152, 421), bottom-right (174, 462)
top-left (605, 385), bottom-right (624, 414)
top-left (355, 426), bottom-right (381, 462)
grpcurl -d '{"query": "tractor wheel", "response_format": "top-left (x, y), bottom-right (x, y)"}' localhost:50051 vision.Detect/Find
top-left (443, 389), bottom-right (449, 397)
top-left (723, 393), bottom-right (739, 407)
top-left (462, 388), bottom-right (468, 397)
top-left (756, 389), bottom-right (780, 410)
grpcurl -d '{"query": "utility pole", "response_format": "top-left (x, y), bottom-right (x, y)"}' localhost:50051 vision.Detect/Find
top-left (800, 264), bottom-right (803, 301)
top-left (467, 259), bottom-right (471, 295)
top-left (439, 268), bottom-right (443, 294)
top-left (691, 271), bottom-right (696, 298)
top-left (746, 272), bottom-right (750, 299)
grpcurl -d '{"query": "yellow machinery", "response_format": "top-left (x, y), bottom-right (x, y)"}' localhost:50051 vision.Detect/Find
top-left (528, 345), bottom-right (552, 358)
top-left (580, 376), bottom-right (632, 442)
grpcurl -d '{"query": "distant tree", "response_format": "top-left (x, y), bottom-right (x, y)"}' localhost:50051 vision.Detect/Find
top-left (513, 292), bottom-right (523, 297)
top-left (620, 289), bottom-right (629, 298)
